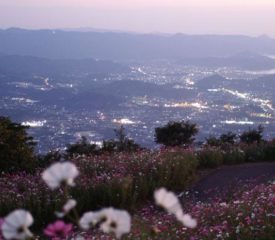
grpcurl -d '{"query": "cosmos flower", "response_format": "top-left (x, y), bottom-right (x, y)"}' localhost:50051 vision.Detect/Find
top-left (1, 209), bottom-right (33, 240)
top-left (154, 188), bottom-right (197, 228)
top-left (154, 188), bottom-right (182, 214)
top-left (44, 220), bottom-right (73, 239)
top-left (42, 162), bottom-right (79, 189)
top-left (219, 202), bottom-right (228, 207)
top-left (55, 199), bottom-right (77, 218)
top-left (99, 208), bottom-right (131, 239)
top-left (79, 211), bottom-right (103, 230)
top-left (72, 235), bottom-right (85, 240)
top-left (79, 207), bottom-right (131, 239)
top-left (176, 211), bottom-right (197, 228)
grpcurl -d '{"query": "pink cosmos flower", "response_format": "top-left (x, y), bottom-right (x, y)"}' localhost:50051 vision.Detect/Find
top-left (44, 220), bottom-right (73, 239)
top-left (245, 216), bottom-right (252, 225)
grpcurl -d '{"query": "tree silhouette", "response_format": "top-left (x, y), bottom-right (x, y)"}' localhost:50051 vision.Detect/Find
top-left (66, 136), bottom-right (98, 157)
top-left (155, 121), bottom-right (198, 147)
top-left (220, 131), bottom-right (237, 145)
top-left (0, 116), bottom-right (37, 172)
top-left (102, 125), bottom-right (141, 152)
top-left (240, 125), bottom-right (264, 144)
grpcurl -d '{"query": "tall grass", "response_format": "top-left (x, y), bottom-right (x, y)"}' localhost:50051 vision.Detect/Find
top-left (0, 149), bottom-right (198, 227)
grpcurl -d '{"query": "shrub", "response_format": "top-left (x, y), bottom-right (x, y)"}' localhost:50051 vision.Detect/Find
top-left (101, 139), bottom-right (140, 153)
top-left (242, 141), bottom-right (275, 162)
top-left (240, 125), bottom-right (264, 144)
top-left (205, 135), bottom-right (221, 147)
top-left (0, 149), bottom-right (198, 226)
top-left (72, 149), bottom-right (198, 211)
top-left (222, 148), bottom-right (245, 165)
top-left (198, 148), bottom-right (223, 168)
top-left (37, 150), bottom-right (63, 168)
top-left (66, 136), bottom-right (99, 157)
top-left (205, 131), bottom-right (237, 148)
top-left (242, 143), bottom-right (266, 162)
top-left (261, 141), bottom-right (275, 161)
top-left (101, 125), bottom-right (142, 153)
top-left (0, 116), bottom-right (37, 173)
top-left (155, 121), bottom-right (198, 147)
top-left (220, 131), bottom-right (237, 145)
top-left (154, 150), bottom-right (198, 190)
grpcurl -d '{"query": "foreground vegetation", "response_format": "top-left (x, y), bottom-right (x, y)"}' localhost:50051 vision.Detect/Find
top-left (0, 149), bottom-right (198, 228)
top-left (0, 116), bottom-right (274, 239)
top-left (127, 179), bottom-right (275, 240)
top-left (0, 155), bottom-right (274, 239)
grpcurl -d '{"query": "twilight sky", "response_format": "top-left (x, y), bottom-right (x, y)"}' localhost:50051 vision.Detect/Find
top-left (0, 0), bottom-right (275, 37)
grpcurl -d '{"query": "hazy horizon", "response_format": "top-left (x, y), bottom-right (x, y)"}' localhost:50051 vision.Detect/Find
top-left (0, 0), bottom-right (275, 37)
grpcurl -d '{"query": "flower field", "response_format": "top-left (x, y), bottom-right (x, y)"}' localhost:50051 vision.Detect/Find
top-left (0, 148), bottom-right (274, 239)
top-left (72, 179), bottom-right (274, 239)
top-left (130, 180), bottom-right (275, 239)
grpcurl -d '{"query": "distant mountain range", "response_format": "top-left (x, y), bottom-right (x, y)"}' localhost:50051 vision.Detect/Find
top-left (1, 28), bottom-right (275, 61)
top-left (176, 52), bottom-right (275, 70)
top-left (0, 55), bottom-right (129, 77)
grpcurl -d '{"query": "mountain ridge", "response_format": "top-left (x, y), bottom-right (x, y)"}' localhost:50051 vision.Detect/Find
top-left (1, 28), bottom-right (275, 61)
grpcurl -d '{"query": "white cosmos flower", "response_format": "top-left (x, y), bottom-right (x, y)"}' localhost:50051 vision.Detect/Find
top-left (154, 188), bottom-right (181, 214)
top-left (79, 208), bottom-right (131, 239)
top-left (175, 211), bottom-right (197, 228)
top-left (79, 211), bottom-right (103, 230)
top-left (154, 188), bottom-right (197, 228)
top-left (42, 162), bottom-right (79, 189)
top-left (55, 199), bottom-right (77, 218)
top-left (1, 209), bottom-right (33, 240)
top-left (99, 208), bottom-right (131, 239)
top-left (220, 202), bottom-right (228, 207)
top-left (71, 235), bottom-right (85, 240)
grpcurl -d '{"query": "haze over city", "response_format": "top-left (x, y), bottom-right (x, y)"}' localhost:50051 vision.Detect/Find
top-left (1, 0), bottom-right (275, 37)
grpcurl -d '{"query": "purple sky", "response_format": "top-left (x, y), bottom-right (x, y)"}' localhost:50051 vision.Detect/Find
top-left (1, 0), bottom-right (275, 37)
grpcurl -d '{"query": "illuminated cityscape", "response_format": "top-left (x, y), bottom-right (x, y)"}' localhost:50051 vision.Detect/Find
top-left (1, 60), bottom-right (274, 153)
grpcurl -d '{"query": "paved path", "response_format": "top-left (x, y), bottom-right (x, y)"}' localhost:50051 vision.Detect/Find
top-left (189, 162), bottom-right (275, 201)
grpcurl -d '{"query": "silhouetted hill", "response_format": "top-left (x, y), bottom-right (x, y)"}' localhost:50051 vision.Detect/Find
top-left (1, 28), bottom-right (275, 60)
top-left (196, 75), bottom-right (229, 89)
top-left (0, 55), bottom-right (129, 77)
top-left (177, 52), bottom-right (275, 70)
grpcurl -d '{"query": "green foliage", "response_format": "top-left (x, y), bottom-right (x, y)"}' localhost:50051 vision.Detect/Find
top-left (243, 144), bottom-right (265, 162)
top-left (61, 150), bottom-right (198, 213)
top-left (261, 140), bottom-right (275, 161)
top-left (37, 150), bottom-right (63, 168)
top-left (206, 131), bottom-right (237, 147)
top-left (155, 120), bottom-right (198, 147)
top-left (242, 141), bottom-right (275, 162)
top-left (220, 131), bottom-right (237, 145)
top-left (0, 116), bottom-right (37, 173)
top-left (240, 125), bottom-right (264, 144)
top-left (66, 136), bottom-right (99, 157)
top-left (154, 150), bottom-right (198, 191)
top-left (205, 135), bottom-right (221, 147)
top-left (0, 186), bottom-right (62, 231)
top-left (198, 148), bottom-right (223, 168)
top-left (101, 125), bottom-right (141, 153)
top-left (222, 148), bottom-right (246, 165)
top-left (101, 140), bottom-right (118, 152)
